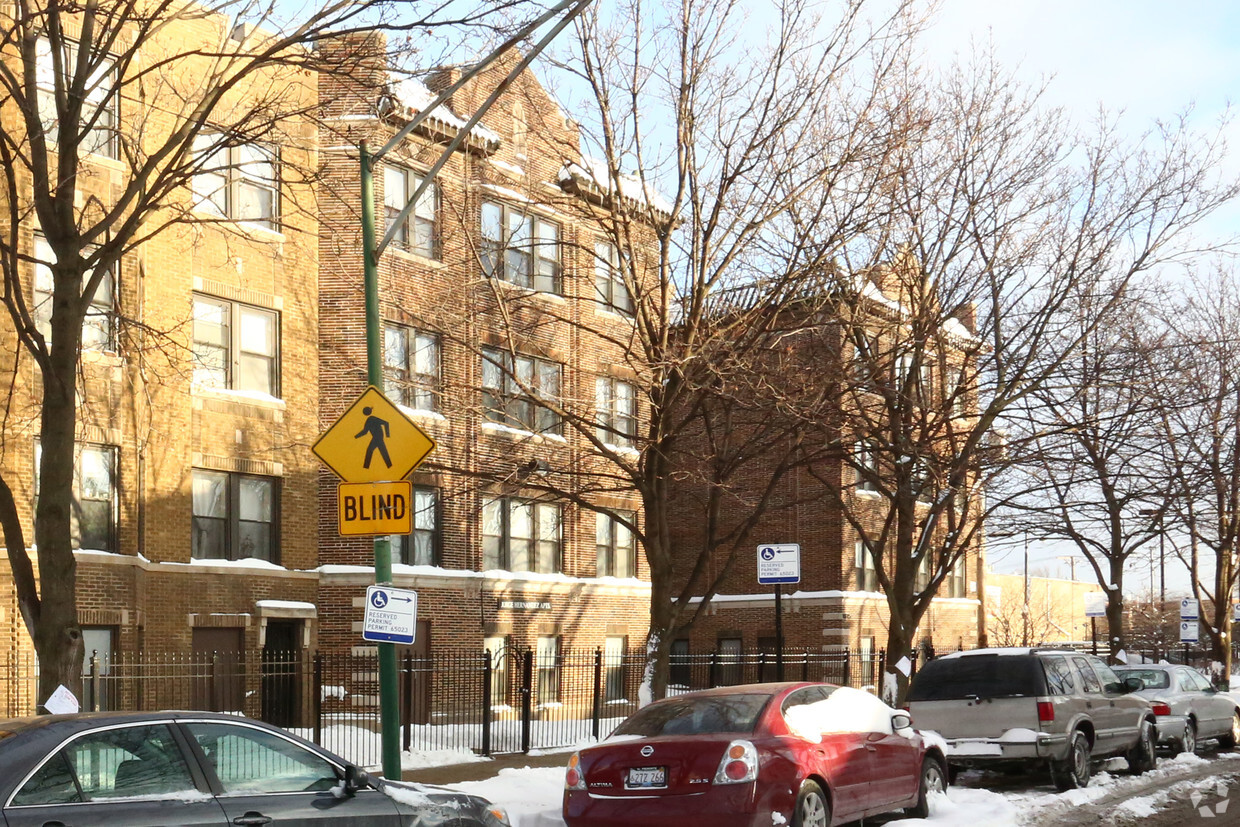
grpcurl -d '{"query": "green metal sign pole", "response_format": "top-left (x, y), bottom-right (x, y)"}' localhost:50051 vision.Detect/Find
top-left (360, 141), bottom-right (401, 779)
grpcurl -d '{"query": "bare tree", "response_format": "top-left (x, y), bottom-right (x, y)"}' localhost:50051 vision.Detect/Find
top-left (1153, 270), bottom-right (1240, 677)
top-left (0, 0), bottom-right (541, 704)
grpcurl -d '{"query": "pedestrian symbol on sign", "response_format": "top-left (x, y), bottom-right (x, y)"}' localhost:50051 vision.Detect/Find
top-left (355, 407), bottom-right (392, 469)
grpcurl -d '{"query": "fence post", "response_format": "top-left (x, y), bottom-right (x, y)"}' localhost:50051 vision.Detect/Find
top-left (878, 648), bottom-right (886, 689)
top-left (312, 654), bottom-right (323, 746)
top-left (708, 650), bottom-right (718, 688)
top-left (758, 650), bottom-right (767, 684)
top-left (210, 651), bottom-right (219, 712)
top-left (520, 650), bottom-right (534, 755)
top-left (89, 651), bottom-right (101, 712)
top-left (482, 650), bottom-right (492, 757)
top-left (591, 648), bottom-right (603, 741)
top-left (843, 647), bottom-right (852, 688)
top-left (801, 650), bottom-right (809, 682)
top-left (401, 652), bottom-right (412, 752)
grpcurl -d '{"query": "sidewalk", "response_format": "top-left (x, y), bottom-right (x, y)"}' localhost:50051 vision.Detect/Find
top-left (400, 749), bottom-right (571, 786)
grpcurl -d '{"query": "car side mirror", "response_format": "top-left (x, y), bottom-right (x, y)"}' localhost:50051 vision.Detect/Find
top-left (891, 713), bottom-right (913, 733)
top-left (344, 764), bottom-right (368, 796)
top-left (1123, 677), bottom-right (1144, 692)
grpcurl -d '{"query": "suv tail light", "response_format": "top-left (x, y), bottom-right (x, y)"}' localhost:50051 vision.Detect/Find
top-left (1151, 702), bottom-right (1172, 716)
top-left (565, 752), bottom-right (586, 790)
top-left (714, 740), bottom-right (758, 785)
top-left (1037, 701), bottom-right (1055, 723)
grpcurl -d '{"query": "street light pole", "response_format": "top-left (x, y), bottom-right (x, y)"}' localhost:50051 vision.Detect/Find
top-left (1022, 534), bottom-right (1030, 648)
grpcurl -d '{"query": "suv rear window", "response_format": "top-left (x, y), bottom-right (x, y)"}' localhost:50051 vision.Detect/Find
top-left (907, 655), bottom-right (1047, 701)
top-left (612, 694), bottom-right (770, 736)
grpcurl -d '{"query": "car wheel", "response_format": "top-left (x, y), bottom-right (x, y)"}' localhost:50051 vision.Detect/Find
top-left (1126, 719), bottom-right (1156, 775)
top-left (1177, 720), bottom-right (1197, 756)
top-left (792, 780), bottom-right (830, 827)
top-left (904, 756), bottom-right (948, 818)
top-left (1052, 731), bottom-right (1091, 792)
top-left (1219, 712), bottom-right (1240, 750)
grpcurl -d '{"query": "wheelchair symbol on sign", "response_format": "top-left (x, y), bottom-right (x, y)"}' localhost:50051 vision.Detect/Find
top-left (370, 590), bottom-right (389, 609)
top-left (761, 548), bottom-right (776, 561)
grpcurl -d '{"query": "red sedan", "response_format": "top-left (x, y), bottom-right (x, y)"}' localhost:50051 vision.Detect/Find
top-left (563, 682), bottom-right (947, 827)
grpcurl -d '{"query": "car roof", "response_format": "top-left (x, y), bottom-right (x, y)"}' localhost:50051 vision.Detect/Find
top-left (1113, 664), bottom-right (1175, 672)
top-left (937, 647), bottom-right (1080, 660)
top-left (0, 710), bottom-right (274, 734)
top-left (657, 682), bottom-right (830, 700)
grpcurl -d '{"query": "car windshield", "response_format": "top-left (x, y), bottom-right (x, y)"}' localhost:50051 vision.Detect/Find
top-left (907, 655), bottom-right (1046, 701)
top-left (1114, 669), bottom-right (1170, 690)
top-left (612, 694), bottom-right (770, 736)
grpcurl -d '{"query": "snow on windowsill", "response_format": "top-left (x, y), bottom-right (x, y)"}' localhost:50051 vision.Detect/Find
top-left (481, 422), bottom-right (567, 443)
top-left (489, 159), bottom-right (526, 177)
top-left (315, 562), bottom-right (649, 589)
top-left (192, 385), bottom-right (286, 408)
top-left (396, 404), bottom-right (447, 422)
top-left (256, 599), bottom-right (317, 612)
top-left (174, 557), bottom-right (288, 571)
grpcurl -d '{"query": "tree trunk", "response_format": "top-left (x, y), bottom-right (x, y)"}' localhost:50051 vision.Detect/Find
top-left (642, 571), bottom-right (676, 705)
top-left (882, 607), bottom-right (915, 705)
top-left (1210, 550), bottom-right (1232, 685)
top-left (1105, 560), bottom-right (1125, 664)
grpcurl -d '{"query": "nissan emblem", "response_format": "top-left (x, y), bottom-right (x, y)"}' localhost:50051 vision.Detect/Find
top-left (640, 745), bottom-right (654, 757)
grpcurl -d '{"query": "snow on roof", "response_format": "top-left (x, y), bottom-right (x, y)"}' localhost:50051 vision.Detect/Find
top-left (559, 155), bottom-right (674, 216)
top-left (389, 76), bottom-right (502, 147)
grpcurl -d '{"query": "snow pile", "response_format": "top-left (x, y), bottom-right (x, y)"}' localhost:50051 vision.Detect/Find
top-left (558, 157), bottom-right (674, 215)
top-left (389, 77), bottom-right (502, 145)
top-left (448, 766), bottom-right (566, 827)
top-left (380, 780), bottom-right (433, 808)
top-left (785, 686), bottom-right (897, 742)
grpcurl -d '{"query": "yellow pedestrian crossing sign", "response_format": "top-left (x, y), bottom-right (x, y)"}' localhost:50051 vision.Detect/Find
top-left (313, 386), bottom-right (435, 483)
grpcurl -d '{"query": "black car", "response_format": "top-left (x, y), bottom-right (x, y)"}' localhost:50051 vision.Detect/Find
top-left (0, 711), bottom-right (510, 827)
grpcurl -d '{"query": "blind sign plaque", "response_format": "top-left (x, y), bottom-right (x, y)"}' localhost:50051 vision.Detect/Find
top-left (362, 586), bottom-right (418, 645)
top-left (757, 544), bottom-right (801, 585)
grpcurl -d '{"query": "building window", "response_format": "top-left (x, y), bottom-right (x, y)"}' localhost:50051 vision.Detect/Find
top-left (480, 201), bottom-right (560, 293)
top-left (36, 38), bottom-right (117, 158)
top-left (595, 377), bottom-right (637, 448)
top-left (191, 295), bottom-right (279, 396)
top-left (536, 636), bottom-right (560, 704)
top-left (594, 241), bottom-right (631, 315)
top-left (855, 539), bottom-right (877, 592)
top-left (596, 511), bottom-right (636, 578)
top-left (483, 636), bottom-right (509, 707)
top-left (384, 166), bottom-right (437, 258)
top-left (716, 638), bottom-right (742, 686)
top-left (481, 347), bottom-right (561, 435)
top-left (481, 497), bottom-right (560, 573)
top-left (192, 135), bottom-right (279, 228)
top-left (384, 325), bottom-right (438, 412)
top-left (859, 635), bottom-right (876, 687)
top-left (946, 554), bottom-right (967, 598)
top-left (854, 442), bottom-right (879, 492)
top-left (915, 552), bottom-right (930, 593)
top-left (604, 636), bottom-right (626, 702)
top-left (389, 486), bottom-right (437, 566)
top-left (33, 235), bottom-right (116, 350)
top-left (669, 639), bottom-right (691, 690)
top-left (192, 470), bottom-right (279, 563)
top-left (35, 442), bottom-right (118, 553)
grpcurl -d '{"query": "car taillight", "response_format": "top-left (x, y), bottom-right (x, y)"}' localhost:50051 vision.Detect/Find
top-left (565, 752), bottom-right (586, 790)
top-left (1037, 701), bottom-right (1055, 723)
top-left (714, 740), bottom-right (758, 785)
top-left (1151, 702), bottom-right (1172, 716)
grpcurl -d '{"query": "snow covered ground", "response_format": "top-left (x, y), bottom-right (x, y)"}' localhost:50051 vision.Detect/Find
top-left (441, 752), bottom-right (1240, 827)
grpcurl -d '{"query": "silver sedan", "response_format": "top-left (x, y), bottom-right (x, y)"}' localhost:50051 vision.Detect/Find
top-left (1114, 665), bottom-right (1240, 755)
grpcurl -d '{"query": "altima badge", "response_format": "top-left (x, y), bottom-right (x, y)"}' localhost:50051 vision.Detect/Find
top-left (640, 745), bottom-right (654, 757)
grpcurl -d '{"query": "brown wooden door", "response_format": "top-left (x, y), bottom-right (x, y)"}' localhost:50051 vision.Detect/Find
top-left (192, 628), bottom-right (244, 713)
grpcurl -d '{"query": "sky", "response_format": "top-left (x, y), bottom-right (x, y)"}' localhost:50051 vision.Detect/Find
top-left (925, 1), bottom-right (1239, 593)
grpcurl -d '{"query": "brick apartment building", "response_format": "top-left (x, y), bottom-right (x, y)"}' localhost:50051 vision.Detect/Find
top-left (667, 275), bottom-right (985, 670)
top-left (314, 36), bottom-right (653, 687)
top-left (0, 12), bottom-right (323, 675)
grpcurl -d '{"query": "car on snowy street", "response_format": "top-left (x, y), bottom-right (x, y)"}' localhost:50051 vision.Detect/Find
top-left (906, 648), bottom-right (1158, 791)
top-left (562, 681), bottom-right (947, 827)
top-left (0, 710), bottom-right (510, 826)
top-left (1112, 664), bottom-right (1240, 755)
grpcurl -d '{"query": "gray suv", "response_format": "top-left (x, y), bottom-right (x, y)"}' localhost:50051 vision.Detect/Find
top-left (906, 648), bottom-right (1157, 791)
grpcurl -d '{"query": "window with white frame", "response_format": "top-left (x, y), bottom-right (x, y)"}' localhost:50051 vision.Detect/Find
top-left (854, 442), bottom-right (879, 492)
top-left (37, 442), bottom-right (118, 553)
top-left (191, 295), bottom-right (279, 396)
top-left (595, 377), bottom-right (637, 448)
top-left (384, 166), bottom-right (437, 258)
top-left (855, 539), bottom-right (877, 591)
top-left (481, 497), bottom-right (560, 573)
top-left (946, 555), bottom-right (967, 598)
top-left (191, 134), bottom-right (279, 228)
top-left (596, 511), bottom-right (636, 578)
top-left (388, 486), bottom-right (437, 566)
top-left (481, 347), bottom-right (561, 435)
top-left (33, 235), bottom-right (116, 350)
top-left (915, 552), bottom-right (931, 594)
top-left (604, 636), bottom-right (626, 702)
top-left (191, 470), bottom-right (279, 563)
top-left (594, 241), bottom-right (631, 315)
top-left (384, 325), bottom-right (438, 412)
top-left (480, 201), bottom-right (560, 293)
top-left (536, 636), bottom-right (560, 704)
top-left (36, 37), bottom-right (118, 158)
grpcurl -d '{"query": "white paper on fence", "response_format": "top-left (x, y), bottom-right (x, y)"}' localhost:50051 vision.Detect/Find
top-left (1115, 649), bottom-right (1129, 664)
top-left (895, 656), bottom-right (912, 676)
top-left (784, 686), bottom-right (897, 742)
top-left (44, 684), bottom-right (80, 715)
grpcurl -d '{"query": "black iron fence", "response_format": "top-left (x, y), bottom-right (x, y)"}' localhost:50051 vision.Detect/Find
top-left (0, 645), bottom-right (896, 768)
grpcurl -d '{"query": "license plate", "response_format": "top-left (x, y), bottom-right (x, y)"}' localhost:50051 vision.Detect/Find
top-left (626, 766), bottom-right (667, 789)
